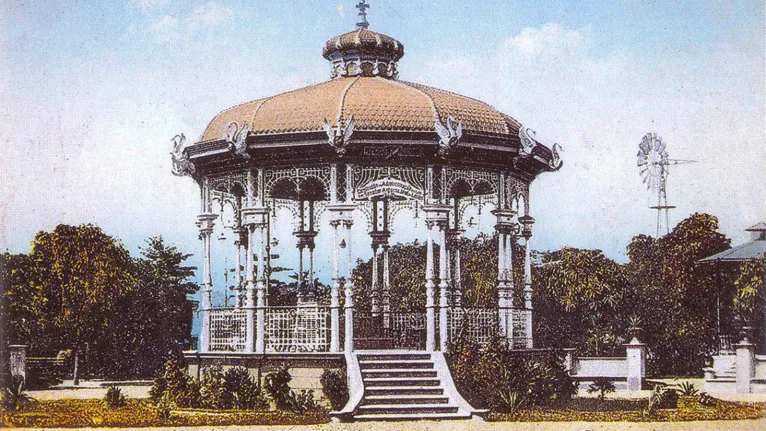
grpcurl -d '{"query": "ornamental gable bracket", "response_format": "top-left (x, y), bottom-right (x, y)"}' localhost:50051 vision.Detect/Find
top-left (170, 133), bottom-right (196, 177)
top-left (434, 115), bottom-right (463, 157)
top-left (323, 114), bottom-right (355, 156)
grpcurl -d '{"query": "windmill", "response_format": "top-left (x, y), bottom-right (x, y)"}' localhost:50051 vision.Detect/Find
top-left (636, 133), bottom-right (695, 237)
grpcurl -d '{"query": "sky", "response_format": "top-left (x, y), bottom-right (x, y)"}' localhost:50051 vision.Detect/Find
top-left (1, 0), bottom-right (764, 305)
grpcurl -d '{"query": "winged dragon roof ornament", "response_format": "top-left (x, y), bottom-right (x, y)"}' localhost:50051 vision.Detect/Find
top-left (434, 115), bottom-right (463, 157)
top-left (517, 126), bottom-right (563, 170)
top-left (549, 143), bottom-right (563, 170)
top-left (323, 114), bottom-right (355, 156)
top-left (170, 134), bottom-right (196, 177)
top-left (223, 121), bottom-right (250, 159)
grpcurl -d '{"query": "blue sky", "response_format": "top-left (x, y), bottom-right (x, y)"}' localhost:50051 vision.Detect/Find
top-left (1, 0), bottom-right (764, 299)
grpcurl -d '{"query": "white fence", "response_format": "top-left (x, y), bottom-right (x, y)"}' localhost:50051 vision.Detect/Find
top-left (266, 306), bottom-right (330, 353)
top-left (210, 308), bottom-right (247, 352)
top-left (447, 307), bottom-right (498, 345)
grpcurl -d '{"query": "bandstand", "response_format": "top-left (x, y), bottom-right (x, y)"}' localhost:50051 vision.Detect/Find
top-left (173, 2), bottom-right (561, 420)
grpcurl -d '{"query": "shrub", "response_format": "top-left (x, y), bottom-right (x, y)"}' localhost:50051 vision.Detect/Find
top-left (587, 377), bottom-right (616, 401)
top-left (200, 366), bottom-right (227, 409)
top-left (264, 367), bottom-right (294, 411)
top-left (150, 360), bottom-right (200, 408)
top-left (102, 385), bottom-right (127, 409)
top-left (223, 366), bottom-right (266, 410)
top-left (678, 381), bottom-right (698, 396)
top-left (644, 385), bottom-right (678, 416)
top-left (264, 367), bottom-right (318, 414)
top-left (155, 392), bottom-right (175, 421)
top-left (698, 392), bottom-right (718, 407)
top-left (448, 337), bottom-right (576, 412)
top-left (320, 368), bottom-right (348, 411)
top-left (0, 376), bottom-right (31, 412)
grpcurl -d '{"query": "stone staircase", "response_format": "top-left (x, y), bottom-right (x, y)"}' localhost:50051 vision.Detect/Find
top-left (349, 352), bottom-right (477, 421)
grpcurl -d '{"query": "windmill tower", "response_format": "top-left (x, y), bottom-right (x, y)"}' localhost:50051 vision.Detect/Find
top-left (636, 133), bottom-right (695, 237)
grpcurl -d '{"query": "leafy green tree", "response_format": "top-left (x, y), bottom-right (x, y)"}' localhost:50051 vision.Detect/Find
top-left (28, 224), bottom-right (135, 384)
top-left (626, 213), bottom-right (732, 375)
top-left (732, 256), bottom-right (765, 351)
top-left (532, 247), bottom-right (632, 355)
top-left (97, 237), bottom-right (198, 378)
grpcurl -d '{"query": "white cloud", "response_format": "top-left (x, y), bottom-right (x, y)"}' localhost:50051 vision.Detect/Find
top-left (416, 22), bottom-right (765, 258)
top-left (131, 0), bottom-right (171, 12)
top-left (186, 2), bottom-right (233, 31)
top-left (150, 14), bottom-right (179, 41)
top-left (337, 4), bottom-right (345, 17)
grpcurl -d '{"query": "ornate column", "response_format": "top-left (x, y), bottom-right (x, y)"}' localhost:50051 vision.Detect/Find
top-left (382, 243), bottom-right (391, 328)
top-left (343, 218), bottom-right (355, 353)
top-left (371, 244), bottom-right (380, 314)
top-left (241, 168), bottom-right (269, 353)
top-left (438, 220), bottom-right (449, 352)
top-left (424, 205), bottom-right (450, 352)
top-left (425, 219), bottom-right (436, 352)
top-left (233, 228), bottom-right (246, 308)
top-left (492, 207), bottom-right (516, 345)
top-left (330, 219), bottom-right (341, 352)
top-left (197, 178), bottom-right (218, 352)
top-left (328, 166), bottom-right (356, 353)
top-left (520, 215), bottom-right (535, 349)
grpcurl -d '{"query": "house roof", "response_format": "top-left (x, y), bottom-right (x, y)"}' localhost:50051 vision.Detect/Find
top-left (699, 222), bottom-right (766, 262)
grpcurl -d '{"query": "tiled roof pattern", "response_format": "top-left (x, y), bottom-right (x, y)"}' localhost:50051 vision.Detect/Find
top-left (401, 81), bottom-right (510, 135)
top-left (322, 29), bottom-right (404, 61)
top-left (342, 77), bottom-right (434, 131)
top-left (200, 77), bottom-right (521, 142)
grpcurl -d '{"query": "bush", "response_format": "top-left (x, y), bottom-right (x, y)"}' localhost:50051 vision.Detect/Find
top-left (0, 376), bottom-right (31, 412)
top-left (678, 381), bottom-right (698, 396)
top-left (200, 366), bottom-right (227, 409)
top-left (320, 369), bottom-right (348, 411)
top-left (587, 377), bottom-right (616, 401)
top-left (102, 385), bottom-right (126, 409)
top-left (223, 367), bottom-right (266, 410)
top-left (155, 392), bottom-right (175, 421)
top-left (150, 360), bottom-right (200, 408)
top-left (448, 337), bottom-right (576, 412)
top-left (264, 367), bottom-right (318, 414)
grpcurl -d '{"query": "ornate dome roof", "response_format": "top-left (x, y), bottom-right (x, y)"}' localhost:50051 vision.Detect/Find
top-left (200, 76), bottom-right (520, 142)
top-left (322, 28), bottom-right (404, 63)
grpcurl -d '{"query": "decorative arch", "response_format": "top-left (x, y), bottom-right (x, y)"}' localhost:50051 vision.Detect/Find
top-left (264, 167), bottom-right (331, 201)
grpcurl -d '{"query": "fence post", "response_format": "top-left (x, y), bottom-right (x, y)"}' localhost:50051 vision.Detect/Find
top-left (735, 328), bottom-right (755, 394)
top-left (624, 332), bottom-right (646, 391)
top-left (8, 345), bottom-right (28, 382)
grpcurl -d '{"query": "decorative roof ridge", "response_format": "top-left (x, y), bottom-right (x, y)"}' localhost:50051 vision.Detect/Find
top-left (337, 76), bottom-right (361, 121)
top-left (389, 78), bottom-right (439, 123)
top-left (400, 80), bottom-right (504, 114)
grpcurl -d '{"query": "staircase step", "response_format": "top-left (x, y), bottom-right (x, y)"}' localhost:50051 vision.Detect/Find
top-left (363, 377), bottom-right (441, 387)
top-left (353, 412), bottom-right (471, 421)
top-left (362, 369), bottom-right (438, 378)
top-left (365, 386), bottom-right (445, 396)
top-left (362, 394), bottom-right (450, 405)
top-left (357, 353), bottom-right (432, 361)
top-left (356, 404), bottom-right (459, 415)
top-left (359, 360), bottom-right (434, 369)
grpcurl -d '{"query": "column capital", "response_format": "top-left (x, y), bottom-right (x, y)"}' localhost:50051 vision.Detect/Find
top-left (327, 203), bottom-right (356, 223)
top-left (241, 206), bottom-right (269, 227)
top-left (519, 215), bottom-right (535, 239)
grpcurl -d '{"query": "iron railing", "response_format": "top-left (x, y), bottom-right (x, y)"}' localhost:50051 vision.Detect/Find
top-left (266, 306), bottom-right (330, 353)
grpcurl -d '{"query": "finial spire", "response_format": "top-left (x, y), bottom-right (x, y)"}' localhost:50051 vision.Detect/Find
top-left (356, 0), bottom-right (370, 29)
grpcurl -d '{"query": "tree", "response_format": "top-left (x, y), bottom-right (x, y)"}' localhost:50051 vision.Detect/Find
top-left (28, 224), bottom-right (135, 384)
top-left (532, 247), bottom-right (632, 355)
top-left (626, 213), bottom-right (732, 375)
top-left (733, 257), bottom-right (765, 352)
top-left (97, 237), bottom-right (199, 378)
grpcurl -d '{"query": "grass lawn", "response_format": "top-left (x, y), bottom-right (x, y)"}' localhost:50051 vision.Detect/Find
top-left (1, 399), bottom-right (330, 428)
top-left (488, 396), bottom-right (766, 422)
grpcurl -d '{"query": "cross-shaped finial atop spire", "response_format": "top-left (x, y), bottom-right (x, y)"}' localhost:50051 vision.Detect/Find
top-left (356, 0), bottom-right (370, 29)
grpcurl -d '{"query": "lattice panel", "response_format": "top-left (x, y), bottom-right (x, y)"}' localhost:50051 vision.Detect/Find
top-left (512, 309), bottom-right (530, 348)
top-left (445, 168), bottom-right (498, 197)
top-left (448, 307), bottom-right (498, 345)
top-left (209, 308), bottom-right (247, 352)
top-left (265, 307), bottom-right (330, 353)
top-left (263, 167), bottom-right (332, 199)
